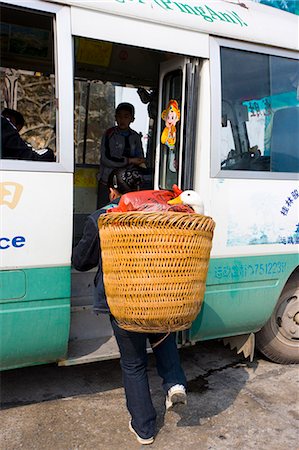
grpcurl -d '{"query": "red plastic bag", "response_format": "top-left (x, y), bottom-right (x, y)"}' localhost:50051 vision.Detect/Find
top-left (108, 185), bottom-right (194, 213)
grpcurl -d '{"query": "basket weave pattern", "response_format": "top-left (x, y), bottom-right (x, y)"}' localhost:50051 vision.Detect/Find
top-left (98, 212), bottom-right (215, 333)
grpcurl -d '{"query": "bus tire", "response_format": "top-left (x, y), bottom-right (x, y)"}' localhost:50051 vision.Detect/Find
top-left (256, 273), bottom-right (299, 364)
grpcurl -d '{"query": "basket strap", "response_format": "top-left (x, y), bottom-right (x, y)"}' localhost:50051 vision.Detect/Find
top-left (151, 332), bottom-right (170, 349)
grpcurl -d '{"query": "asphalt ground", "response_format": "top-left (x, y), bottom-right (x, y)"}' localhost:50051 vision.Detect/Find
top-left (0, 340), bottom-right (298, 450)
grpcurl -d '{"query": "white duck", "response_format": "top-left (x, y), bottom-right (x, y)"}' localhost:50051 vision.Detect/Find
top-left (167, 190), bottom-right (205, 215)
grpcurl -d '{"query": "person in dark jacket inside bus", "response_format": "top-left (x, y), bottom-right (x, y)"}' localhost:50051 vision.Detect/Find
top-left (1, 108), bottom-right (55, 161)
top-left (98, 102), bottom-right (146, 207)
top-left (72, 167), bottom-right (187, 445)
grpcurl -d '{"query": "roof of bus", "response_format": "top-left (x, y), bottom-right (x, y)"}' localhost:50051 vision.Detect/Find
top-left (44, 0), bottom-right (299, 51)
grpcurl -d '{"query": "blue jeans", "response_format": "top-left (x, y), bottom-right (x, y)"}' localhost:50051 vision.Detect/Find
top-left (110, 316), bottom-right (187, 439)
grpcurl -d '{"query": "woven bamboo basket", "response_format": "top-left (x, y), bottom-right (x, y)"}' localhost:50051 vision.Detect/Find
top-left (98, 212), bottom-right (215, 333)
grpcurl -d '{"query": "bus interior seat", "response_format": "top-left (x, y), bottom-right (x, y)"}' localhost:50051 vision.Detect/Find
top-left (270, 107), bottom-right (299, 173)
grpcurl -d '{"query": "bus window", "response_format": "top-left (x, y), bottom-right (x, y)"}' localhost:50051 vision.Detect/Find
top-left (73, 77), bottom-right (116, 245)
top-left (220, 48), bottom-right (299, 173)
top-left (74, 79), bottom-right (115, 165)
top-left (0, 5), bottom-right (56, 161)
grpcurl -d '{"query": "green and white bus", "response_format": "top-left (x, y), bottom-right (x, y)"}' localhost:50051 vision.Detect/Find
top-left (0, 0), bottom-right (298, 370)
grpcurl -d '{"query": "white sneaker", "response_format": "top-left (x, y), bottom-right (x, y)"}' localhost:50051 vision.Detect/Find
top-left (165, 384), bottom-right (187, 410)
top-left (129, 420), bottom-right (154, 445)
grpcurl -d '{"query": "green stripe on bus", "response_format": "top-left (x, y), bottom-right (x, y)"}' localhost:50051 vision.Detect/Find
top-left (190, 253), bottom-right (299, 341)
top-left (0, 266), bottom-right (71, 370)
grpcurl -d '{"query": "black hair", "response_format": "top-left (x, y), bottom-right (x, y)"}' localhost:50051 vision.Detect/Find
top-left (115, 102), bottom-right (135, 117)
top-left (107, 167), bottom-right (143, 195)
top-left (2, 108), bottom-right (25, 129)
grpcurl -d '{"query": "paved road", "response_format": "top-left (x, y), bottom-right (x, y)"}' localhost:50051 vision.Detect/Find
top-left (1, 341), bottom-right (298, 450)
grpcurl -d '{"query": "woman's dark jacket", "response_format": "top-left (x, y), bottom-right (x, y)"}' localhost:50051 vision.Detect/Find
top-left (1, 116), bottom-right (55, 161)
top-left (71, 199), bottom-right (120, 314)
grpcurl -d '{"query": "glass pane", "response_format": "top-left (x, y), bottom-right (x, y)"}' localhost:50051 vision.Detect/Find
top-left (0, 6), bottom-right (56, 162)
top-left (74, 80), bottom-right (115, 165)
top-left (74, 81), bottom-right (150, 166)
top-left (268, 56), bottom-right (299, 172)
top-left (220, 48), bottom-right (299, 173)
top-left (159, 69), bottom-right (182, 189)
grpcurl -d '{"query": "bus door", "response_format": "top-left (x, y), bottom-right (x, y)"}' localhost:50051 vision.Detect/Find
top-left (156, 57), bottom-right (200, 346)
top-left (156, 58), bottom-right (200, 191)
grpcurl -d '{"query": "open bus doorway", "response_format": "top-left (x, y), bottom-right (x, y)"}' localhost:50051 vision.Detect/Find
top-left (69, 37), bottom-right (199, 364)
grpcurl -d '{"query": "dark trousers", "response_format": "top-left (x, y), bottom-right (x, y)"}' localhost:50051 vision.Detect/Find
top-left (110, 316), bottom-right (186, 439)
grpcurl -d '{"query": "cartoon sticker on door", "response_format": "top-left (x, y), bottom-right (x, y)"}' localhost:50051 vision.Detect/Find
top-left (161, 100), bottom-right (180, 172)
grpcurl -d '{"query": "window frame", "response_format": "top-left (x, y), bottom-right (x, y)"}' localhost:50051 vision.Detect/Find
top-left (210, 36), bottom-right (299, 180)
top-left (0, 0), bottom-right (73, 173)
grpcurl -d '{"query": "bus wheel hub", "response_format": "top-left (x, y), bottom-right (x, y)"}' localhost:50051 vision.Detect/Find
top-left (277, 295), bottom-right (299, 340)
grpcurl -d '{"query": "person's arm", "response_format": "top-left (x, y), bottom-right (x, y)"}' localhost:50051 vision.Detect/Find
top-left (1, 117), bottom-right (55, 161)
top-left (134, 131), bottom-right (144, 159)
top-left (72, 216), bottom-right (100, 271)
top-left (129, 131), bottom-right (146, 166)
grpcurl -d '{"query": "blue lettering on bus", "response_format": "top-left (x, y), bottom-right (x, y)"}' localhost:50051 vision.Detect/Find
top-left (0, 236), bottom-right (26, 249)
top-left (0, 237), bottom-right (9, 249)
top-left (280, 188), bottom-right (299, 216)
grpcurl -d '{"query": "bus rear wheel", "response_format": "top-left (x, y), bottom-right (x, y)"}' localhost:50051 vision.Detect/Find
top-left (256, 276), bottom-right (299, 364)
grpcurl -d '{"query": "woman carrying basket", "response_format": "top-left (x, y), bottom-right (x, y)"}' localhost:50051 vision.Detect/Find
top-left (72, 167), bottom-right (187, 445)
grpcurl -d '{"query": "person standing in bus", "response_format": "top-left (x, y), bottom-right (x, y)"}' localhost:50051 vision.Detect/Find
top-left (72, 167), bottom-right (187, 445)
top-left (98, 102), bottom-right (146, 207)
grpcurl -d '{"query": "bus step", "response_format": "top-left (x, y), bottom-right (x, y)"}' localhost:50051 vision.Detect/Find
top-left (58, 336), bottom-right (120, 366)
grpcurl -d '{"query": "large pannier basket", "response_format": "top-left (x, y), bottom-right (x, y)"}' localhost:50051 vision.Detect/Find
top-left (98, 212), bottom-right (215, 333)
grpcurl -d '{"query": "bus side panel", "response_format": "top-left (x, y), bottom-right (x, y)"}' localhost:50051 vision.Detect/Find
top-left (0, 266), bottom-right (71, 370)
top-left (190, 253), bottom-right (298, 341)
